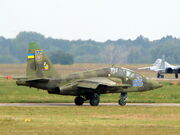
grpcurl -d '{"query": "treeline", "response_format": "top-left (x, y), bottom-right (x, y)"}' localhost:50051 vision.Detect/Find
top-left (0, 31), bottom-right (180, 64)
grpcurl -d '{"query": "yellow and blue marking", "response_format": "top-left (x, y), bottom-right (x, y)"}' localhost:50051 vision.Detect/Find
top-left (36, 50), bottom-right (42, 54)
top-left (27, 53), bottom-right (35, 59)
top-left (43, 62), bottom-right (49, 70)
top-left (35, 50), bottom-right (42, 60)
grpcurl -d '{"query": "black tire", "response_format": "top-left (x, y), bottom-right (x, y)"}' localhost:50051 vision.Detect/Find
top-left (90, 94), bottom-right (100, 106)
top-left (118, 99), bottom-right (126, 106)
top-left (175, 73), bottom-right (178, 79)
top-left (161, 75), bottom-right (164, 78)
top-left (74, 96), bottom-right (84, 106)
top-left (157, 72), bottom-right (160, 78)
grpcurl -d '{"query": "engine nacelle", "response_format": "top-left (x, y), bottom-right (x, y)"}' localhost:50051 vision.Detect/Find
top-left (176, 68), bottom-right (180, 73)
top-left (48, 87), bottom-right (60, 94)
top-left (165, 68), bottom-right (173, 73)
top-left (60, 83), bottom-right (78, 95)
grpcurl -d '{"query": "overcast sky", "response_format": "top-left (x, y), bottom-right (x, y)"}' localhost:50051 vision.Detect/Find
top-left (0, 0), bottom-right (180, 41)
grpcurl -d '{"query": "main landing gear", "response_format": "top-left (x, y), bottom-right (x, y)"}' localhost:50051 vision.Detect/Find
top-left (74, 93), bottom-right (100, 106)
top-left (157, 72), bottom-right (179, 79)
top-left (74, 96), bottom-right (84, 105)
top-left (89, 93), bottom-right (100, 106)
top-left (118, 92), bottom-right (128, 106)
top-left (175, 73), bottom-right (178, 79)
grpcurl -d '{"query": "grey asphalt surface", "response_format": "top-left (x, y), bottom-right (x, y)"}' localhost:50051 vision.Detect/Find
top-left (150, 78), bottom-right (180, 81)
top-left (0, 103), bottom-right (180, 107)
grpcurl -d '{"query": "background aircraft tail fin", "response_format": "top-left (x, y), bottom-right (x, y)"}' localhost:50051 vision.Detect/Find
top-left (159, 55), bottom-right (166, 69)
top-left (26, 42), bottom-right (59, 80)
top-left (153, 58), bottom-right (165, 69)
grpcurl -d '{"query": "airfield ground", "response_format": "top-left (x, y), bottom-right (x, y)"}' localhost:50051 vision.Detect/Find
top-left (0, 64), bottom-right (180, 135)
top-left (0, 106), bottom-right (180, 135)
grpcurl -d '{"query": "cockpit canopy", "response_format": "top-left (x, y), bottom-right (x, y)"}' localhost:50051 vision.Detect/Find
top-left (110, 67), bottom-right (143, 80)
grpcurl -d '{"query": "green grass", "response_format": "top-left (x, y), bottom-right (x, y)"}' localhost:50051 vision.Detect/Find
top-left (0, 79), bottom-right (180, 103)
top-left (0, 106), bottom-right (180, 135)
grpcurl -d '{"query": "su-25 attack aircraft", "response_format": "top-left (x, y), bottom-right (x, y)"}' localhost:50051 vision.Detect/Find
top-left (138, 57), bottom-right (180, 78)
top-left (16, 43), bottom-right (162, 106)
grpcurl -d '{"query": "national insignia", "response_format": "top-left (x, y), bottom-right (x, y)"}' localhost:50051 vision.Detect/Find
top-left (43, 62), bottom-right (49, 70)
top-left (35, 50), bottom-right (42, 61)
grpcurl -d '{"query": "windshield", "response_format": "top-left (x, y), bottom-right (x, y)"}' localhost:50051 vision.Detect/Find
top-left (110, 67), bottom-right (143, 79)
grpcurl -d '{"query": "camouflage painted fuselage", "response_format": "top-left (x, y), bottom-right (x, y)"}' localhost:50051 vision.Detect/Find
top-left (17, 67), bottom-right (160, 96)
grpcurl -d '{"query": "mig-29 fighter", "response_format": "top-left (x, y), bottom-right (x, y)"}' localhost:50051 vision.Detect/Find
top-left (16, 43), bottom-right (162, 106)
top-left (139, 57), bottom-right (180, 78)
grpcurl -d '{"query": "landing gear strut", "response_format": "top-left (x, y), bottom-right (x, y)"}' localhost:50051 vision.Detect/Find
top-left (74, 96), bottom-right (84, 105)
top-left (157, 72), bottom-right (164, 78)
top-left (175, 73), bottom-right (178, 79)
top-left (89, 93), bottom-right (100, 106)
top-left (118, 93), bottom-right (128, 106)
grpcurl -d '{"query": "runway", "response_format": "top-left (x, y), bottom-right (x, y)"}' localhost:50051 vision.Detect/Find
top-left (150, 78), bottom-right (180, 81)
top-left (0, 103), bottom-right (180, 107)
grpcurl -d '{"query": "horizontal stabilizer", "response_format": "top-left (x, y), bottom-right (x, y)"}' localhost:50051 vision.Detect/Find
top-left (26, 78), bottom-right (50, 83)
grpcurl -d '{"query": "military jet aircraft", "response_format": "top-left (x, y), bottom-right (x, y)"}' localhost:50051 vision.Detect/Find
top-left (138, 57), bottom-right (180, 78)
top-left (16, 42), bottom-right (162, 106)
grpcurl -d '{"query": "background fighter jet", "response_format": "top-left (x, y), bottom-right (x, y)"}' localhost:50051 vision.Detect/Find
top-left (16, 43), bottom-right (162, 106)
top-left (138, 56), bottom-right (180, 78)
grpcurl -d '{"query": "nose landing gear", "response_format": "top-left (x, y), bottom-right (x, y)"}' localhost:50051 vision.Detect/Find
top-left (118, 92), bottom-right (128, 106)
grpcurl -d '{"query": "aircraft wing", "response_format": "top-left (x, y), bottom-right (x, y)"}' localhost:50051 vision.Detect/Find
top-left (138, 66), bottom-right (162, 72)
top-left (77, 77), bottom-right (131, 89)
top-left (138, 67), bottom-right (151, 70)
top-left (171, 65), bottom-right (180, 70)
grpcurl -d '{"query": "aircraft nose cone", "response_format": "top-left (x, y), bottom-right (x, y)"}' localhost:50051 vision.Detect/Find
top-left (151, 81), bottom-right (163, 89)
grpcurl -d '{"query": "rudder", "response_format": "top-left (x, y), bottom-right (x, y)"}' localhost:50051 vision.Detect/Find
top-left (26, 42), bottom-right (59, 80)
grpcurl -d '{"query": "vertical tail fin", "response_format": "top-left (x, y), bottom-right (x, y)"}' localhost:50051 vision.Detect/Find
top-left (26, 42), bottom-right (59, 80)
top-left (159, 55), bottom-right (165, 69)
top-left (153, 57), bottom-right (165, 69)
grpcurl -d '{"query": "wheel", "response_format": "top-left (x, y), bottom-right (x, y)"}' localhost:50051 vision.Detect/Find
top-left (119, 92), bottom-right (128, 106)
top-left (90, 94), bottom-right (100, 106)
top-left (157, 72), bottom-right (161, 78)
top-left (175, 73), bottom-right (178, 78)
top-left (160, 75), bottom-right (164, 78)
top-left (90, 97), bottom-right (99, 106)
top-left (118, 99), bottom-right (126, 106)
top-left (74, 96), bottom-right (84, 105)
